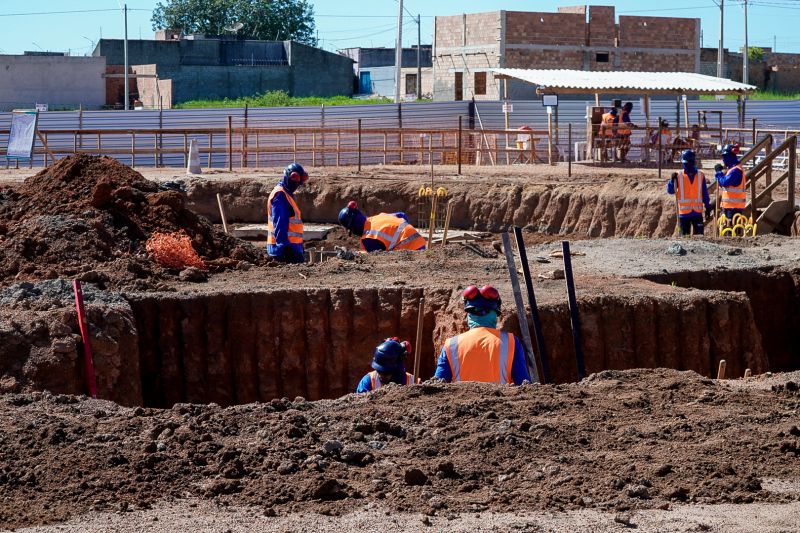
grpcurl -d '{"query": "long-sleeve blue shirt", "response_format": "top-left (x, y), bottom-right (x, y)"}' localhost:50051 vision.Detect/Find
top-left (433, 329), bottom-right (531, 385)
top-left (267, 191), bottom-right (304, 263)
top-left (667, 170), bottom-right (710, 218)
top-left (716, 166), bottom-right (744, 188)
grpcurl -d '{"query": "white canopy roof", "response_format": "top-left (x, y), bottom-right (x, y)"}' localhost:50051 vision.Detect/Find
top-left (491, 69), bottom-right (755, 95)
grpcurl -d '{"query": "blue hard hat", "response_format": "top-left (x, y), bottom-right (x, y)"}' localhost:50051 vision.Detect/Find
top-left (680, 149), bottom-right (696, 164)
top-left (609, 107), bottom-right (618, 115)
top-left (371, 338), bottom-right (408, 373)
top-left (721, 144), bottom-right (737, 156)
top-left (284, 162), bottom-right (308, 183)
top-left (463, 284), bottom-right (502, 314)
top-left (338, 200), bottom-right (361, 231)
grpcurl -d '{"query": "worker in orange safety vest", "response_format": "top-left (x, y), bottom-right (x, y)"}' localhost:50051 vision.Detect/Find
top-left (667, 149), bottom-right (711, 236)
top-left (266, 163), bottom-right (309, 263)
top-left (356, 337), bottom-right (415, 392)
top-left (338, 200), bottom-right (426, 252)
top-left (600, 107), bottom-right (618, 162)
top-left (715, 144), bottom-right (746, 220)
top-left (433, 284), bottom-right (531, 385)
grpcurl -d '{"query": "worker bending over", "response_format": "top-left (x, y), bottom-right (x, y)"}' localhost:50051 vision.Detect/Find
top-left (715, 144), bottom-right (746, 221)
top-left (434, 284), bottom-right (530, 385)
top-left (667, 149), bottom-right (711, 236)
top-left (356, 338), bottom-right (415, 392)
top-left (338, 201), bottom-right (426, 252)
top-left (266, 163), bottom-right (309, 263)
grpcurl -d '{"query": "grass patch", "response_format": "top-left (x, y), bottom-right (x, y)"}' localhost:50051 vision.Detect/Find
top-left (174, 90), bottom-right (394, 109)
top-left (700, 90), bottom-right (800, 101)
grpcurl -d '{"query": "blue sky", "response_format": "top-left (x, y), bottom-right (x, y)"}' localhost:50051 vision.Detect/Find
top-left (1, 1), bottom-right (800, 56)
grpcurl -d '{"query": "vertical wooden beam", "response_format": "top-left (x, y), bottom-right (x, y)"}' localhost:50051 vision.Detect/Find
top-left (243, 104), bottom-right (248, 168)
top-left (131, 132), bottom-right (136, 167)
top-left (457, 116), bottom-right (462, 175)
top-left (358, 119), bottom-right (362, 172)
top-left (227, 116), bottom-right (233, 171)
top-left (208, 133), bottom-right (213, 168)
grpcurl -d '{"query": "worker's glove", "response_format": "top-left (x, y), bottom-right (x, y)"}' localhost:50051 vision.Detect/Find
top-left (714, 163), bottom-right (724, 173)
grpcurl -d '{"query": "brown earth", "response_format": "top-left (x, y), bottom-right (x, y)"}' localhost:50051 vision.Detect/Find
top-left (1, 369), bottom-right (799, 529)
top-left (0, 155), bottom-right (265, 289)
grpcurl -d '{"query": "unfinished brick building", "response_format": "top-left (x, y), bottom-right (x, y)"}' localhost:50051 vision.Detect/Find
top-left (433, 5), bottom-right (701, 101)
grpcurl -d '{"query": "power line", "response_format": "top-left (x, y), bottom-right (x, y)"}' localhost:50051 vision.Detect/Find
top-left (0, 8), bottom-right (150, 17)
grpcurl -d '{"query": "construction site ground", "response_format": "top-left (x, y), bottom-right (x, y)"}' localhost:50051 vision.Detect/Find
top-left (0, 159), bottom-right (799, 531)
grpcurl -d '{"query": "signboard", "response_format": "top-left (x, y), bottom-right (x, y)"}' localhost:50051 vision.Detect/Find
top-left (542, 94), bottom-right (558, 107)
top-left (35, 103), bottom-right (48, 112)
top-left (502, 103), bottom-right (513, 113)
top-left (6, 110), bottom-right (38, 160)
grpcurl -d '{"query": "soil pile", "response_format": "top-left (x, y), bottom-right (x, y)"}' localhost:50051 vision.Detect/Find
top-left (1, 369), bottom-right (798, 528)
top-left (0, 155), bottom-right (265, 288)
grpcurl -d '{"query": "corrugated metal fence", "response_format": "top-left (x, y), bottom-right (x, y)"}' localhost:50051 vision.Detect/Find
top-left (2, 99), bottom-right (799, 168)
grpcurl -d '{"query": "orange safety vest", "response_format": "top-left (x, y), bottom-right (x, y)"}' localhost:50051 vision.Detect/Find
top-left (676, 171), bottom-right (705, 215)
top-left (720, 164), bottom-right (746, 210)
top-left (601, 113), bottom-right (617, 137)
top-left (444, 327), bottom-right (516, 384)
top-left (361, 213), bottom-right (426, 251)
top-left (266, 185), bottom-right (303, 245)
top-left (369, 370), bottom-right (414, 390)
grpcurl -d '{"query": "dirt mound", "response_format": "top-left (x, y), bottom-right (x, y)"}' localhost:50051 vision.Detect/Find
top-left (0, 155), bottom-right (265, 288)
top-left (1, 368), bottom-right (798, 528)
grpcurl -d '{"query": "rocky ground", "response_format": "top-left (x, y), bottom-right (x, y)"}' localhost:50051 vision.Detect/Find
top-left (1, 369), bottom-right (799, 530)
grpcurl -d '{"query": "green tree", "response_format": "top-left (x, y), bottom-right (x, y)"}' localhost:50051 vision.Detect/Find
top-left (747, 46), bottom-right (764, 63)
top-left (151, 0), bottom-right (317, 45)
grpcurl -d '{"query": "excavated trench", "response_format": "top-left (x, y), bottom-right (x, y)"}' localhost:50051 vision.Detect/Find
top-left (643, 267), bottom-right (800, 372)
top-left (104, 281), bottom-right (772, 408)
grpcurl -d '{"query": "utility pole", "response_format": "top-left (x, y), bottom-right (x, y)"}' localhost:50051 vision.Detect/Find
top-left (743, 0), bottom-right (748, 85)
top-left (417, 14), bottom-right (421, 99)
top-left (717, 0), bottom-right (724, 79)
top-left (124, 3), bottom-right (129, 110)
top-left (394, 0), bottom-right (403, 103)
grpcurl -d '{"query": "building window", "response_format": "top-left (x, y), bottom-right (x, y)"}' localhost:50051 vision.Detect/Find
top-left (455, 72), bottom-right (463, 101)
top-left (474, 72), bottom-right (487, 95)
top-left (596, 52), bottom-right (610, 63)
top-left (405, 73), bottom-right (418, 96)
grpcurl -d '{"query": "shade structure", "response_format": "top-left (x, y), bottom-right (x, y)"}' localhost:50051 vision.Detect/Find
top-left (490, 69), bottom-right (756, 96)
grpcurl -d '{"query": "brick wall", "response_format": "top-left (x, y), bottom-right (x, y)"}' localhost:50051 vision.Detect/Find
top-left (505, 11), bottom-right (585, 46)
top-left (505, 49), bottom-right (583, 69)
top-left (435, 12), bottom-right (499, 49)
top-left (618, 52), bottom-right (696, 72)
top-left (589, 6), bottom-right (616, 47)
top-left (618, 16), bottom-right (698, 50)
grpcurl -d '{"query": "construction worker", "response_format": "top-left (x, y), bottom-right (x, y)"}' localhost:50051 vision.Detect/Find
top-left (267, 163), bottom-right (309, 263)
top-left (338, 200), bottom-right (426, 252)
top-left (356, 338), bottom-right (415, 392)
top-left (667, 150), bottom-right (711, 236)
top-left (617, 102), bottom-right (635, 163)
top-left (600, 107), bottom-right (618, 162)
top-left (716, 144), bottom-right (746, 220)
top-left (434, 284), bottom-right (530, 385)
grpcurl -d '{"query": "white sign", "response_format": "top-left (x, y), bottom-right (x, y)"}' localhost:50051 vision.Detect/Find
top-left (35, 103), bottom-right (48, 112)
top-left (542, 94), bottom-right (558, 107)
top-left (546, 106), bottom-right (553, 115)
top-left (502, 103), bottom-right (513, 113)
top-left (6, 110), bottom-right (38, 160)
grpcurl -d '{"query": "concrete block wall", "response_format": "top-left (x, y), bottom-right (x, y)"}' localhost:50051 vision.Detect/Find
top-left (504, 11), bottom-right (586, 46)
top-left (589, 6), bottom-right (616, 47)
top-left (0, 55), bottom-right (107, 111)
top-left (618, 16), bottom-right (698, 50)
top-left (287, 42), bottom-right (353, 97)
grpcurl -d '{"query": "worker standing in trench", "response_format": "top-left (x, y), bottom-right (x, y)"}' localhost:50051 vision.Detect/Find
top-left (337, 201), bottom-right (426, 252)
top-left (266, 163), bottom-right (309, 263)
top-left (356, 338), bottom-right (415, 392)
top-left (667, 149), bottom-right (712, 236)
top-left (433, 285), bottom-right (531, 385)
top-left (715, 144), bottom-right (746, 221)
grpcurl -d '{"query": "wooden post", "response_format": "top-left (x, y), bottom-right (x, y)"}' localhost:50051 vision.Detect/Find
top-left (751, 165), bottom-right (757, 221)
top-left (293, 132), bottom-right (297, 162)
top-left (427, 194), bottom-right (438, 249)
top-left (504, 81), bottom-right (510, 165)
top-left (183, 133), bottom-right (188, 168)
top-left (97, 133), bottom-right (102, 157)
top-left (752, 118), bottom-right (756, 145)
top-left (78, 103), bottom-right (83, 150)
top-left (413, 297), bottom-right (425, 383)
top-left (547, 108), bottom-right (554, 166)
top-left (73, 132), bottom-right (77, 155)
top-left (336, 130), bottom-right (341, 167)
top-left (216, 193), bottom-right (229, 234)
top-left (256, 132), bottom-right (260, 168)
top-left (153, 134), bottom-right (157, 166)
top-left (357, 119), bottom-right (362, 172)
top-left (441, 201), bottom-right (453, 247)
top-left (568, 123), bottom-right (572, 177)
top-left (683, 95), bottom-right (690, 136)
top-left (243, 104), bottom-right (249, 168)
top-left (208, 133), bottom-right (213, 168)
top-left (227, 116), bottom-right (233, 171)
top-left (312, 131), bottom-right (316, 167)
top-left (765, 136), bottom-right (773, 188)
top-left (594, 93), bottom-right (600, 107)
top-left (320, 104), bottom-right (325, 166)
top-left (789, 136), bottom-right (796, 210)
top-left (644, 95), bottom-right (651, 163)
top-left (457, 116), bottom-right (462, 175)
top-left (131, 132), bottom-right (136, 167)
top-left (717, 359), bottom-right (727, 380)
top-left (429, 134), bottom-right (434, 178)
top-left (383, 132), bottom-right (387, 165)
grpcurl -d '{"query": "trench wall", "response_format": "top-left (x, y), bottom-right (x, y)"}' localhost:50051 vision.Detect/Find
top-left (126, 285), bottom-right (767, 408)
top-left (643, 268), bottom-right (800, 372)
top-left (186, 178), bottom-right (676, 238)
